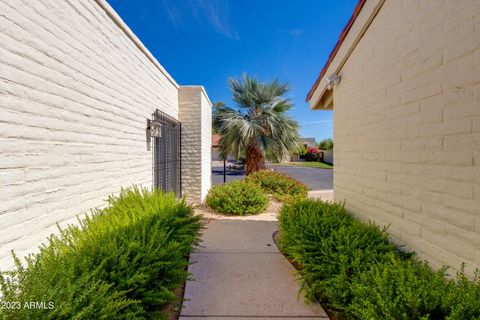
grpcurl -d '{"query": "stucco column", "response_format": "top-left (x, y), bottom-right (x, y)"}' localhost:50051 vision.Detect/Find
top-left (178, 86), bottom-right (212, 203)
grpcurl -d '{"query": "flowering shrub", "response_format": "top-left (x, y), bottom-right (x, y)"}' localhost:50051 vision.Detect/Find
top-left (305, 147), bottom-right (323, 162)
top-left (245, 170), bottom-right (309, 203)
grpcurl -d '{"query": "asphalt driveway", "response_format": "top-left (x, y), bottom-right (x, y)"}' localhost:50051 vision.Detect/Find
top-left (212, 166), bottom-right (245, 185)
top-left (270, 165), bottom-right (333, 190)
top-left (212, 164), bottom-right (333, 191)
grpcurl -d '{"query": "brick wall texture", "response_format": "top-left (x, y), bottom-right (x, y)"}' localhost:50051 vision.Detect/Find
top-left (179, 87), bottom-right (212, 203)
top-left (0, 0), bottom-right (211, 269)
top-left (333, 0), bottom-right (480, 276)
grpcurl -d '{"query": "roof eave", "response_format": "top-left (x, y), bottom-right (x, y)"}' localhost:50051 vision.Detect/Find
top-left (306, 0), bottom-right (367, 104)
top-left (310, 88), bottom-right (334, 110)
top-left (307, 0), bottom-right (386, 109)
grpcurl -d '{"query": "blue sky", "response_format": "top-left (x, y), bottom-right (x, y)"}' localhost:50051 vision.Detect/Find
top-left (107, 0), bottom-right (358, 141)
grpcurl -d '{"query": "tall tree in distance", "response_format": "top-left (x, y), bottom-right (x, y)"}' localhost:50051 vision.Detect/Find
top-left (318, 138), bottom-right (334, 150)
top-left (218, 74), bottom-right (300, 175)
top-left (212, 101), bottom-right (227, 134)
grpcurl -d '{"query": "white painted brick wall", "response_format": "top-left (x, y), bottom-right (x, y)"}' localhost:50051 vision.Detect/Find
top-left (332, 0), bottom-right (480, 277)
top-left (0, 0), bottom-right (181, 269)
top-left (200, 92), bottom-right (212, 200)
top-left (322, 149), bottom-right (333, 164)
top-left (178, 86), bottom-right (212, 203)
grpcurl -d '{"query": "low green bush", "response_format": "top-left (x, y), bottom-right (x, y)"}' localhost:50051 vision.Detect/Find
top-left (0, 187), bottom-right (202, 320)
top-left (349, 254), bottom-right (453, 319)
top-left (445, 266), bottom-right (480, 320)
top-left (278, 199), bottom-right (396, 310)
top-left (206, 180), bottom-right (268, 215)
top-left (278, 198), bottom-right (480, 319)
top-left (349, 260), bottom-right (480, 320)
top-left (245, 170), bottom-right (308, 203)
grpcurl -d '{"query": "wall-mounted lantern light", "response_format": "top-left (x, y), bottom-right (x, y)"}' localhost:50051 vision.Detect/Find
top-left (326, 73), bottom-right (341, 90)
top-left (146, 118), bottom-right (162, 151)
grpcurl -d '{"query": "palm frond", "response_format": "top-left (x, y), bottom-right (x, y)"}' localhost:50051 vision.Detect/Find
top-left (220, 74), bottom-right (300, 164)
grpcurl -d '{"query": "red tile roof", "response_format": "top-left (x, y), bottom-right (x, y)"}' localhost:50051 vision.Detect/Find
top-left (306, 0), bottom-right (367, 103)
top-left (212, 134), bottom-right (221, 147)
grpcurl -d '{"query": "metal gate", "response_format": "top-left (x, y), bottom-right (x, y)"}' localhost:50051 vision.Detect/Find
top-left (152, 109), bottom-right (181, 197)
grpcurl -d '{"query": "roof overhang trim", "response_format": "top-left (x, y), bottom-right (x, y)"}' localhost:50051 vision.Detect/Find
top-left (307, 0), bottom-right (386, 110)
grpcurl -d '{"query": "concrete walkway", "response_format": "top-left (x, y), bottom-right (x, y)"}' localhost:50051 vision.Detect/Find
top-left (180, 220), bottom-right (328, 320)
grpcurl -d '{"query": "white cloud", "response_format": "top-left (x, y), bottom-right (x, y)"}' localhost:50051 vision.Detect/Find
top-left (289, 28), bottom-right (303, 36)
top-left (196, 0), bottom-right (239, 39)
top-left (160, 0), bottom-right (239, 39)
top-left (162, 0), bottom-right (183, 27)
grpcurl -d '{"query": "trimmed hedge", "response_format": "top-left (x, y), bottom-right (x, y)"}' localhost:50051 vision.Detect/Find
top-left (206, 180), bottom-right (268, 215)
top-left (278, 199), bottom-right (480, 319)
top-left (245, 170), bottom-right (309, 203)
top-left (0, 187), bottom-right (202, 320)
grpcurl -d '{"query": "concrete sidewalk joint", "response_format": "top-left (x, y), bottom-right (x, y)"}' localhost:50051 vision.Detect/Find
top-left (180, 220), bottom-right (328, 319)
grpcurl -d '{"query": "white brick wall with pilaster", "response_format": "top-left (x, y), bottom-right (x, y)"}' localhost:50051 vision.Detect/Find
top-left (0, 0), bottom-right (211, 270)
top-left (178, 86), bottom-right (212, 203)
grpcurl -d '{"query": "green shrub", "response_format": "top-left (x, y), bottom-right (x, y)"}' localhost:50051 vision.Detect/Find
top-left (318, 138), bottom-right (333, 150)
top-left (349, 254), bottom-right (452, 319)
top-left (349, 260), bottom-right (480, 320)
top-left (298, 145), bottom-right (308, 157)
top-left (445, 266), bottom-right (480, 320)
top-left (278, 199), bottom-right (396, 310)
top-left (278, 198), bottom-right (480, 319)
top-left (206, 180), bottom-right (268, 215)
top-left (0, 187), bottom-right (202, 320)
top-left (245, 170), bottom-right (308, 203)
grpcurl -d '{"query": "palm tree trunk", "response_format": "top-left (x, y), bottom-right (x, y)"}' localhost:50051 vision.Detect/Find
top-left (246, 142), bottom-right (265, 175)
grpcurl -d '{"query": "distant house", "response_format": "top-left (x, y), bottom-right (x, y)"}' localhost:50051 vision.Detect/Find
top-left (301, 137), bottom-right (317, 149)
top-left (291, 137), bottom-right (317, 161)
top-left (307, 0), bottom-right (480, 276)
top-left (211, 134), bottom-right (235, 161)
top-left (212, 134), bottom-right (222, 160)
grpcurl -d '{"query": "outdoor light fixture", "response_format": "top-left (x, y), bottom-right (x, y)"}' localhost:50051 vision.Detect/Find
top-left (326, 73), bottom-right (341, 90)
top-left (146, 118), bottom-right (162, 151)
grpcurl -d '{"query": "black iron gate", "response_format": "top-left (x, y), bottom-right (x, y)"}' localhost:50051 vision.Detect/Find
top-left (152, 109), bottom-right (181, 197)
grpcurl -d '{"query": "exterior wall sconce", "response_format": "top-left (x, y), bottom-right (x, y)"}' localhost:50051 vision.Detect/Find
top-left (146, 118), bottom-right (162, 151)
top-left (326, 73), bottom-right (341, 90)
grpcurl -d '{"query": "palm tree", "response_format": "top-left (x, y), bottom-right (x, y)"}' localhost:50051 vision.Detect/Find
top-left (218, 74), bottom-right (300, 175)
